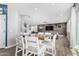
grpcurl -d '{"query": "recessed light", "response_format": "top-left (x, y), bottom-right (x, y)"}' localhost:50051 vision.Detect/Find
top-left (34, 8), bottom-right (38, 11)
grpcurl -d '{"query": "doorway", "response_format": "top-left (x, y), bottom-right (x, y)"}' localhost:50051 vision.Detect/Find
top-left (0, 15), bottom-right (6, 48)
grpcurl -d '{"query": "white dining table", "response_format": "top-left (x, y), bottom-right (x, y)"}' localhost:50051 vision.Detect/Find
top-left (20, 33), bottom-right (53, 49)
top-left (26, 36), bottom-right (52, 48)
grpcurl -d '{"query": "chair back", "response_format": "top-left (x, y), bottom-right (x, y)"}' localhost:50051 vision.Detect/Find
top-left (25, 36), bottom-right (40, 55)
top-left (25, 36), bottom-right (40, 49)
top-left (52, 33), bottom-right (58, 55)
top-left (15, 36), bottom-right (25, 56)
top-left (16, 36), bottom-right (25, 48)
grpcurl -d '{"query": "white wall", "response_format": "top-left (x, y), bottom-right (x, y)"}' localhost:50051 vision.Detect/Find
top-left (7, 5), bottom-right (19, 47)
top-left (67, 20), bottom-right (70, 33)
top-left (67, 19), bottom-right (71, 41)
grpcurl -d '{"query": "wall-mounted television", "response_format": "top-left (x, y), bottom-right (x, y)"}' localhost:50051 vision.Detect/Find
top-left (45, 26), bottom-right (53, 31)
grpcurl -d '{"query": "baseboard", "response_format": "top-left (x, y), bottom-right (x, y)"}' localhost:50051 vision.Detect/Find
top-left (5, 44), bottom-right (16, 49)
top-left (73, 45), bottom-right (79, 49)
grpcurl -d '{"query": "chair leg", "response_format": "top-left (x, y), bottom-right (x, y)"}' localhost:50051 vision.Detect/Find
top-left (52, 49), bottom-right (56, 56)
top-left (42, 51), bottom-right (45, 56)
top-left (22, 49), bottom-right (25, 56)
top-left (15, 46), bottom-right (18, 56)
top-left (25, 49), bottom-right (28, 56)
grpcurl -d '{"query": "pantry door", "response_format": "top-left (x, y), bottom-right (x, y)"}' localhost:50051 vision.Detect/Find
top-left (0, 15), bottom-right (6, 48)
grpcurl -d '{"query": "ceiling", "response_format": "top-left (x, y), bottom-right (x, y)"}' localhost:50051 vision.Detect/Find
top-left (7, 3), bottom-right (73, 25)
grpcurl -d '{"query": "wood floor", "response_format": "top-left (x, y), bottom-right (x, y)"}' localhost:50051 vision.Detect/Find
top-left (0, 35), bottom-right (73, 56)
top-left (56, 35), bottom-right (72, 56)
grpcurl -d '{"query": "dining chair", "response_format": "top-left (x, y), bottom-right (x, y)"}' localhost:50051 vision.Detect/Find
top-left (44, 33), bottom-right (58, 56)
top-left (52, 33), bottom-right (58, 56)
top-left (15, 36), bottom-right (26, 56)
top-left (25, 36), bottom-right (46, 56)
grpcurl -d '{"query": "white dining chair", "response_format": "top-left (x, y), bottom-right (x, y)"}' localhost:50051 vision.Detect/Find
top-left (25, 36), bottom-right (46, 56)
top-left (15, 36), bottom-right (26, 56)
top-left (51, 33), bottom-right (58, 56)
top-left (43, 33), bottom-right (58, 56)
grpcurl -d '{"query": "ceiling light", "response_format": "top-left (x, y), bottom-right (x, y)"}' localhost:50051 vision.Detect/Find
top-left (34, 8), bottom-right (38, 11)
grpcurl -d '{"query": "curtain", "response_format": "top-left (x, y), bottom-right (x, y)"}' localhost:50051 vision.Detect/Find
top-left (70, 7), bottom-right (77, 48)
top-left (76, 7), bottom-right (79, 48)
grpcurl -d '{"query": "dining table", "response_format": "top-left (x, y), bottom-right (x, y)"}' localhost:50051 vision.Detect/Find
top-left (20, 32), bottom-right (53, 49)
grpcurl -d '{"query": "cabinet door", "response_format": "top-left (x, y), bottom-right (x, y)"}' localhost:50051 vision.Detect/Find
top-left (0, 15), bottom-right (6, 48)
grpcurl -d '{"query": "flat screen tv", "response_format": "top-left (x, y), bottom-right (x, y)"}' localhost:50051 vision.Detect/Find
top-left (46, 26), bottom-right (53, 31)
